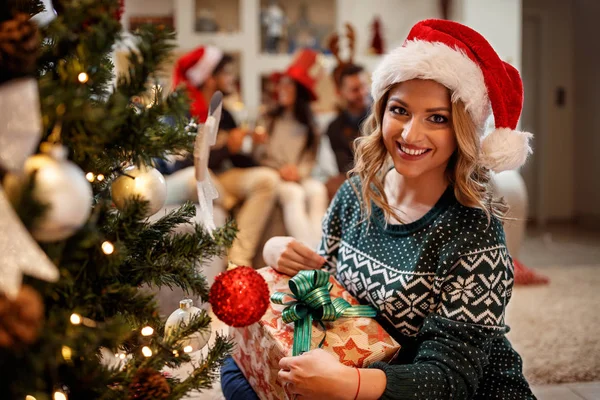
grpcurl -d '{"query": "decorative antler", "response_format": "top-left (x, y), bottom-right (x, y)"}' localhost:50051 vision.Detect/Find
top-left (345, 23), bottom-right (356, 63)
top-left (328, 32), bottom-right (343, 66)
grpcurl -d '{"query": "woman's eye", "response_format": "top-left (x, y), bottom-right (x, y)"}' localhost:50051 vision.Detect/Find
top-left (429, 114), bottom-right (448, 124)
top-left (390, 106), bottom-right (408, 115)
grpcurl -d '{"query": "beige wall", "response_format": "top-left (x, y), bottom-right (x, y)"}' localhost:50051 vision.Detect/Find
top-left (522, 0), bottom-right (575, 221)
top-left (573, 0), bottom-right (600, 221)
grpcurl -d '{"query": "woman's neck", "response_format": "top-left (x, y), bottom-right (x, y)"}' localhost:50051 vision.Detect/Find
top-left (384, 168), bottom-right (449, 223)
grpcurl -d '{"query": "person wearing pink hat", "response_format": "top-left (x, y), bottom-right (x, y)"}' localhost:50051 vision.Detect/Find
top-left (167, 46), bottom-right (280, 267)
top-left (254, 19), bottom-right (535, 399)
top-left (253, 49), bottom-right (329, 249)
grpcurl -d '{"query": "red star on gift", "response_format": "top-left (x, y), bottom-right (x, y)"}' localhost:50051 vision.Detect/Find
top-left (332, 338), bottom-right (372, 367)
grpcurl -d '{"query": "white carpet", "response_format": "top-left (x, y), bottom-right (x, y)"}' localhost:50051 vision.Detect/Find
top-left (507, 265), bottom-right (600, 385)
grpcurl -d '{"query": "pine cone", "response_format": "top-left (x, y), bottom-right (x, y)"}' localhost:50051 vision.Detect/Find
top-left (129, 368), bottom-right (171, 400)
top-left (0, 13), bottom-right (40, 78)
top-left (0, 285), bottom-right (44, 348)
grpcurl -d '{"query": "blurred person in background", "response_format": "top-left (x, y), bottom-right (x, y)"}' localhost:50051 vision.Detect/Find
top-left (324, 62), bottom-right (371, 199)
top-left (254, 49), bottom-right (328, 249)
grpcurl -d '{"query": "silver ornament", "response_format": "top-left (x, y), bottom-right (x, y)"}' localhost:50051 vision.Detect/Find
top-left (3, 144), bottom-right (93, 242)
top-left (0, 78), bottom-right (42, 173)
top-left (164, 299), bottom-right (211, 352)
top-left (0, 186), bottom-right (59, 299)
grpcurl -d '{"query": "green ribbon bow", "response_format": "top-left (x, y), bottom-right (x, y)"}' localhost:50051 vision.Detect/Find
top-left (271, 270), bottom-right (377, 356)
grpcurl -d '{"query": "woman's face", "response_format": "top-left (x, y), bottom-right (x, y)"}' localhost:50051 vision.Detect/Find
top-left (278, 76), bottom-right (297, 108)
top-left (382, 79), bottom-right (457, 180)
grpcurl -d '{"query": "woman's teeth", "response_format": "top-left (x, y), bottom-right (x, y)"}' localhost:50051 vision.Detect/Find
top-left (400, 145), bottom-right (428, 156)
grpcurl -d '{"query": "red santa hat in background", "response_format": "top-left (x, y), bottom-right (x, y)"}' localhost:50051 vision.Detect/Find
top-left (269, 49), bottom-right (321, 102)
top-left (173, 46), bottom-right (223, 121)
top-left (371, 19), bottom-right (532, 173)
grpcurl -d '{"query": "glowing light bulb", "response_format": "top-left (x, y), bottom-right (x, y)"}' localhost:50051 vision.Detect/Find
top-left (101, 241), bottom-right (114, 255)
top-left (78, 72), bottom-right (89, 83)
top-left (141, 326), bottom-right (154, 336)
top-left (85, 172), bottom-right (95, 182)
top-left (96, 174), bottom-right (105, 181)
top-left (119, 353), bottom-right (126, 359)
top-left (61, 346), bottom-right (72, 361)
top-left (173, 350), bottom-right (179, 357)
top-left (183, 345), bottom-right (193, 353)
top-left (53, 391), bottom-right (67, 400)
top-left (26, 396), bottom-right (37, 400)
top-left (142, 346), bottom-right (152, 357)
top-left (70, 313), bottom-right (82, 325)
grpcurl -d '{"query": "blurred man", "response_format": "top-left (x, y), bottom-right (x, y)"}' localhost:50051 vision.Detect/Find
top-left (324, 63), bottom-right (370, 198)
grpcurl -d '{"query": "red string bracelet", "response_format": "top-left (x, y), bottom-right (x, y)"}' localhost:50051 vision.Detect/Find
top-left (353, 367), bottom-right (361, 400)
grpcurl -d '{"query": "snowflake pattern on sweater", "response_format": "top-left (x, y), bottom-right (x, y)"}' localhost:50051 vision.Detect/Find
top-left (317, 178), bottom-right (534, 400)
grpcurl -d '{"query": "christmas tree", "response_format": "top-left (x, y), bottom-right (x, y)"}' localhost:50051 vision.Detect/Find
top-left (0, 0), bottom-right (238, 398)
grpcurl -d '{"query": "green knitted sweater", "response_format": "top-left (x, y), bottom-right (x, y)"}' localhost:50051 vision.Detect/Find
top-left (317, 178), bottom-right (535, 400)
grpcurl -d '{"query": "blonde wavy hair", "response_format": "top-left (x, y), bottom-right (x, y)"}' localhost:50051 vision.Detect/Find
top-left (350, 84), bottom-right (508, 224)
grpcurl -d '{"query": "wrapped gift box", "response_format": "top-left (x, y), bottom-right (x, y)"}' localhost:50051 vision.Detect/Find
top-left (231, 267), bottom-right (401, 400)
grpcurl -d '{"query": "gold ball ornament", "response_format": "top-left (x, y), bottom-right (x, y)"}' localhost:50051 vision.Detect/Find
top-left (3, 144), bottom-right (93, 242)
top-left (164, 299), bottom-right (211, 352)
top-left (111, 165), bottom-right (166, 217)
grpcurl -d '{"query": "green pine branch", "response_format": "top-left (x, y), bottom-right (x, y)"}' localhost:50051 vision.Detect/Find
top-left (1, 1), bottom-right (238, 397)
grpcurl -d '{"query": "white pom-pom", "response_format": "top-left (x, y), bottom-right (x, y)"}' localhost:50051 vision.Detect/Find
top-left (480, 128), bottom-right (533, 172)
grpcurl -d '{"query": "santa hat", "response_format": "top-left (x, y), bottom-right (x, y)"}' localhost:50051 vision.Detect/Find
top-left (371, 19), bottom-right (532, 173)
top-left (280, 49), bottom-right (321, 101)
top-left (173, 46), bottom-right (223, 121)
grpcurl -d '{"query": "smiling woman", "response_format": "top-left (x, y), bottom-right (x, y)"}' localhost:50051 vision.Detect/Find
top-left (230, 19), bottom-right (536, 400)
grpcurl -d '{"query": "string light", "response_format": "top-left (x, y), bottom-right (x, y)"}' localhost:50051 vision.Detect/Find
top-left (78, 72), bottom-right (89, 83)
top-left (96, 174), bottom-right (105, 182)
top-left (70, 313), bottom-right (82, 325)
top-left (119, 353), bottom-right (126, 360)
top-left (85, 172), bottom-right (95, 182)
top-left (53, 391), bottom-right (67, 400)
top-left (26, 396), bottom-right (36, 400)
top-left (173, 350), bottom-right (179, 357)
top-left (61, 346), bottom-right (72, 361)
top-left (141, 326), bottom-right (154, 336)
top-left (141, 346), bottom-right (152, 357)
top-left (183, 345), bottom-right (193, 353)
top-left (101, 241), bottom-right (114, 255)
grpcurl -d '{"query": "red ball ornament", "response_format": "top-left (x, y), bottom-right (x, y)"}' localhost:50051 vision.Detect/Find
top-left (209, 266), bottom-right (270, 327)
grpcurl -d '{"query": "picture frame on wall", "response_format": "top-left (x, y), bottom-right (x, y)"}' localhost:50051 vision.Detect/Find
top-left (194, 0), bottom-right (240, 33)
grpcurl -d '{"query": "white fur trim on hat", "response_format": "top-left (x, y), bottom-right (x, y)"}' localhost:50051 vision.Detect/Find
top-left (371, 40), bottom-right (491, 130)
top-left (186, 46), bottom-right (223, 87)
top-left (480, 128), bottom-right (533, 172)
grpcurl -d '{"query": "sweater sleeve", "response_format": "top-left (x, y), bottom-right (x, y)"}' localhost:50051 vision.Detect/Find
top-left (316, 181), bottom-right (349, 274)
top-left (370, 244), bottom-right (514, 399)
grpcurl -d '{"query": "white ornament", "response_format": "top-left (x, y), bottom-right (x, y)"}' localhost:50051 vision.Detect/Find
top-left (164, 299), bottom-right (211, 352)
top-left (0, 186), bottom-right (59, 299)
top-left (194, 92), bottom-right (222, 234)
top-left (111, 165), bottom-right (166, 218)
top-left (3, 144), bottom-right (93, 242)
top-left (0, 78), bottom-right (42, 172)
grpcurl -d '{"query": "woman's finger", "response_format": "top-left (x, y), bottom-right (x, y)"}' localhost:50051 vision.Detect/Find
top-left (280, 258), bottom-right (315, 272)
top-left (290, 241), bottom-right (326, 268)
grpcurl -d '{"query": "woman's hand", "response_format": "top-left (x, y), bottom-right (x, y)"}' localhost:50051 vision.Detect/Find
top-left (279, 164), bottom-right (300, 182)
top-left (263, 237), bottom-right (325, 277)
top-left (278, 349), bottom-right (357, 400)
